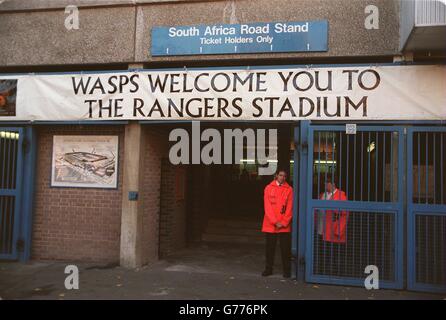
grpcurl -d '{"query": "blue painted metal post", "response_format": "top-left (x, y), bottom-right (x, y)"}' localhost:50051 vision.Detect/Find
top-left (296, 120), bottom-right (310, 281)
top-left (0, 127), bottom-right (24, 260)
top-left (292, 122), bottom-right (299, 278)
top-left (396, 127), bottom-right (405, 289)
top-left (19, 126), bottom-right (37, 262)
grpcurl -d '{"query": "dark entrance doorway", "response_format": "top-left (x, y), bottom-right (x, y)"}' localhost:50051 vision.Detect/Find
top-left (158, 122), bottom-right (296, 277)
top-left (191, 123), bottom-right (294, 246)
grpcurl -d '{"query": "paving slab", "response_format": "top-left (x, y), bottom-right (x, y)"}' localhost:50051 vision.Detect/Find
top-left (0, 243), bottom-right (444, 300)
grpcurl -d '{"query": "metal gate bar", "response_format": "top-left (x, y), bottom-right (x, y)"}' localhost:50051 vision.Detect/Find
top-left (407, 127), bottom-right (446, 293)
top-left (0, 128), bottom-right (23, 260)
top-left (305, 125), bottom-right (404, 289)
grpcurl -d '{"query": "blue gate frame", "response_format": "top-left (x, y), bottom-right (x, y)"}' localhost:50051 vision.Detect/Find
top-left (303, 124), bottom-right (405, 289)
top-left (0, 127), bottom-right (24, 260)
top-left (407, 127), bottom-right (446, 293)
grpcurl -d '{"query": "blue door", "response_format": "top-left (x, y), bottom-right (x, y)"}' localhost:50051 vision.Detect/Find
top-left (0, 127), bottom-right (24, 260)
top-left (304, 125), bottom-right (404, 289)
top-left (407, 127), bottom-right (446, 293)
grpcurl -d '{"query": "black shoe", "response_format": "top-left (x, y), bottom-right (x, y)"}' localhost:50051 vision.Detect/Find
top-left (283, 271), bottom-right (291, 278)
top-left (262, 269), bottom-right (273, 277)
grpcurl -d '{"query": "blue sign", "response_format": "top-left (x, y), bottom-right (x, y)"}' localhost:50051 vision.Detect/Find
top-left (151, 20), bottom-right (328, 56)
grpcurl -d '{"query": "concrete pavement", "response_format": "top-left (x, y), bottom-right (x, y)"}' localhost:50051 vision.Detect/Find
top-left (0, 242), bottom-right (444, 300)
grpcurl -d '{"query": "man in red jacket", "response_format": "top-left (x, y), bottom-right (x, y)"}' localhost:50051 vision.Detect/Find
top-left (315, 176), bottom-right (349, 275)
top-left (317, 177), bottom-right (348, 243)
top-left (261, 168), bottom-right (293, 278)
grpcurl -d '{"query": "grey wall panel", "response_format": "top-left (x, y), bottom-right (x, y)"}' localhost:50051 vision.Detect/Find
top-left (0, 0), bottom-right (400, 67)
top-left (0, 6), bottom-right (136, 66)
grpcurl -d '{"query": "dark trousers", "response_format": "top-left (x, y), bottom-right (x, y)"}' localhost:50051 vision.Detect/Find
top-left (264, 232), bottom-right (291, 274)
top-left (315, 234), bottom-right (346, 276)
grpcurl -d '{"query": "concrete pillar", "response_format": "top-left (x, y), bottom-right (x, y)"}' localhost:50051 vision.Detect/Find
top-left (391, 132), bottom-right (399, 202)
top-left (120, 121), bottom-right (146, 268)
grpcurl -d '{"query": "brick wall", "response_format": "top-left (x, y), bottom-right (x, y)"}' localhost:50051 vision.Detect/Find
top-left (159, 159), bottom-right (187, 258)
top-left (31, 124), bottom-right (192, 264)
top-left (140, 126), bottom-right (169, 265)
top-left (187, 165), bottom-right (212, 242)
top-left (32, 125), bottom-right (124, 263)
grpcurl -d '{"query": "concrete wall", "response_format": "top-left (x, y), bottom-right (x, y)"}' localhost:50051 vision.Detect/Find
top-left (0, 6), bottom-right (135, 66)
top-left (0, 0), bottom-right (400, 67)
top-left (138, 0), bottom-right (400, 62)
top-left (0, 0), bottom-right (209, 11)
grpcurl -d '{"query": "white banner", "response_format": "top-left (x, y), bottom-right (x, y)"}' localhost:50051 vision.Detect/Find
top-left (1, 65), bottom-right (445, 121)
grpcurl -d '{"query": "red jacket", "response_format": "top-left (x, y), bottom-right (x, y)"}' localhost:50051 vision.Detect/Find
top-left (316, 189), bottom-right (349, 243)
top-left (262, 180), bottom-right (293, 233)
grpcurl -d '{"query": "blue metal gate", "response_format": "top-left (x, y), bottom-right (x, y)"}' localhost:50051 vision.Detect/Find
top-left (0, 127), bottom-right (24, 260)
top-left (304, 125), bottom-right (404, 289)
top-left (407, 127), bottom-right (446, 293)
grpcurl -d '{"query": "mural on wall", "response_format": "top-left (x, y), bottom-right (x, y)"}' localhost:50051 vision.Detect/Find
top-left (51, 135), bottom-right (119, 188)
top-left (0, 79), bottom-right (17, 117)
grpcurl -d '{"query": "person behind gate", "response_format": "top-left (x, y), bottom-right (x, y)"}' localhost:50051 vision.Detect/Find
top-left (317, 176), bottom-right (348, 243)
top-left (261, 168), bottom-right (293, 278)
top-left (315, 176), bottom-right (349, 275)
